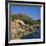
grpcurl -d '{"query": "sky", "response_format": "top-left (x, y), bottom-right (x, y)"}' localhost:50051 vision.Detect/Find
top-left (9, 5), bottom-right (40, 20)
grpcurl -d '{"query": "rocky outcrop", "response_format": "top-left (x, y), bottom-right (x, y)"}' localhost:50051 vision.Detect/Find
top-left (11, 19), bottom-right (35, 39)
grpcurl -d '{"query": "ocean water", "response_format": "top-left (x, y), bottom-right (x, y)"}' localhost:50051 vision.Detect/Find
top-left (21, 27), bottom-right (40, 39)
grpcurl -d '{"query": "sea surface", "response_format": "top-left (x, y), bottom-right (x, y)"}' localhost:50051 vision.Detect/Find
top-left (21, 27), bottom-right (40, 39)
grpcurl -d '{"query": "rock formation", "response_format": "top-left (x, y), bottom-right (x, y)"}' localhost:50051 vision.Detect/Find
top-left (11, 19), bottom-right (35, 39)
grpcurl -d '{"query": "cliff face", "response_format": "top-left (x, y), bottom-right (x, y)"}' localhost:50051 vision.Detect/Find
top-left (10, 14), bottom-right (40, 39)
top-left (11, 19), bottom-right (35, 39)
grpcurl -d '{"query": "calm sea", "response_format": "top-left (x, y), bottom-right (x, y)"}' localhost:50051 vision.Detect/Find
top-left (21, 27), bottom-right (40, 39)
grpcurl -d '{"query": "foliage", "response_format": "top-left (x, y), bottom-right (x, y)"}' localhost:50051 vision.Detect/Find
top-left (11, 14), bottom-right (40, 25)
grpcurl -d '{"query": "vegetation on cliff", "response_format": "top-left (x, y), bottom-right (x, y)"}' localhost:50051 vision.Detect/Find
top-left (11, 14), bottom-right (40, 25)
top-left (11, 14), bottom-right (40, 39)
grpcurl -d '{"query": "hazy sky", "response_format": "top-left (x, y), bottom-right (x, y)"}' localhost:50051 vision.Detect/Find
top-left (10, 5), bottom-right (40, 20)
